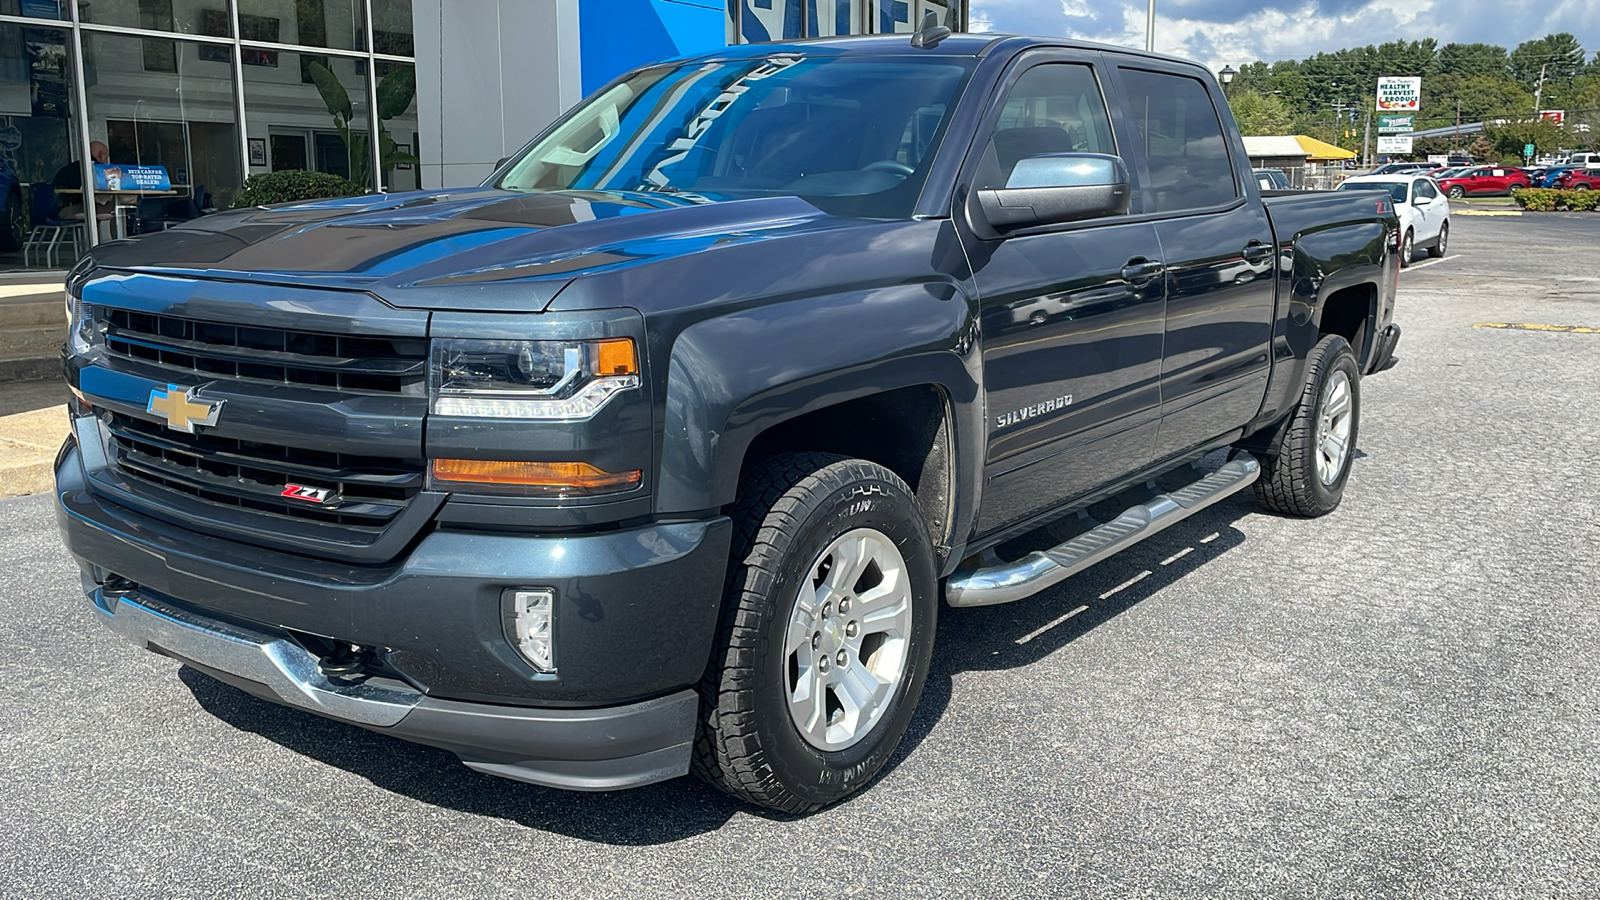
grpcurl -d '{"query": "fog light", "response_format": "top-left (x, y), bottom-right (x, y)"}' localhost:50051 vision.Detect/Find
top-left (506, 588), bottom-right (555, 672)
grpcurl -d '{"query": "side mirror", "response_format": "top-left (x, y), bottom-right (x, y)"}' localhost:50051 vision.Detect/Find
top-left (1414, 195), bottom-right (1431, 205)
top-left (495, 157), bottom-right (510, 170)
top-left (973, 153), bottom-right (1131, 235)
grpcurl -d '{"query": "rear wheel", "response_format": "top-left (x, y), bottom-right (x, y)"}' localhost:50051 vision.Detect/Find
top-left (1400, 229), bottom-right (1414, 267)
top-left (1574, 184), bottom-right (1592, 191)
top-left (694, 453), bottom-right (938, 813)
top-left (1254, 335), bottom-right (1361, 518)
top-left (1431, 221), bottom-right (1449, 258)
top-left (1447, 185), bottom-right (1465, 199)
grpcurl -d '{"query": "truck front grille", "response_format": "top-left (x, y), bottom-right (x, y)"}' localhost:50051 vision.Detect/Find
top-left (99, 307), bottom-right (428, 395)
top-left (105, 413), bottom-right (424, 531)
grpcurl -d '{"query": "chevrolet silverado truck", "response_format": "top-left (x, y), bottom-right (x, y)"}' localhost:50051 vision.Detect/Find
top-left (56, 26), bottom-right (1400, 813)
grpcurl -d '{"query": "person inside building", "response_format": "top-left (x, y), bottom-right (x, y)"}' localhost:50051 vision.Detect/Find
top-left (52, 140), bottom-right (110, 191)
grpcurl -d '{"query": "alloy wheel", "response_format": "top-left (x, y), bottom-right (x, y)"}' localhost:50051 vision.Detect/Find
top-left (784, 527), bottom-right (913, 752)
top-left (1315, 370), bottom-right (1354, 485)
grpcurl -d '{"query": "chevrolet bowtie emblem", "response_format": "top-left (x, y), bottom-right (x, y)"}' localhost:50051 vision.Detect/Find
top-left (147, 384), bottom-right (224, 434)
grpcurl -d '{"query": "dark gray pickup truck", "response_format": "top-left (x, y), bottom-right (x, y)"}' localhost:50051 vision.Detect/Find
top-left (57, 27), bottom-right (1400, 812)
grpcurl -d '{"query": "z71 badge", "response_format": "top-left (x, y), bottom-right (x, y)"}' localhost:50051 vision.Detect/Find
top-left (281, 483), bottom-right (336, 504)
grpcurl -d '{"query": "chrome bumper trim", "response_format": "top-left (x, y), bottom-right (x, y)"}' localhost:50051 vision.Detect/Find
top-left (91, 586), bottom-right (421, 727)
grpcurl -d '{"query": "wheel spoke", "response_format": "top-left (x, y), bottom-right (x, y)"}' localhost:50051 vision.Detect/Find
top-left (788, 664), bottom-right (827, 744)
top-left (1326, 382), bottom-right (1350, 418)
top-left (822, 533), bottom-right (873, 597)
top-left (1321, 433), bottom-right (1346, 459)
top-left (835, 663), bottom-right (886, 725)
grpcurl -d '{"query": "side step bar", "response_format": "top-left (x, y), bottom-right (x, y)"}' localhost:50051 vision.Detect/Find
top-left (946, 455), bottom-right (1261, 608)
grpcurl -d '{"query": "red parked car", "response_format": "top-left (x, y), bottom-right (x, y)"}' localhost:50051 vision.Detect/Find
top-left (1553, 169), bottom-right (1600, 191)
top-left (1436, 166), bottom-right (1532, 198)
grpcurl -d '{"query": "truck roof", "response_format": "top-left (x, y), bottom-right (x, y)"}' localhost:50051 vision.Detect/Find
top-left (670, 33), bottom-right (1196, 67)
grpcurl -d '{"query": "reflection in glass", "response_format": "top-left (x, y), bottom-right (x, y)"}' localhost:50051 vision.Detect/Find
top-left (0, 20), bottom-right (77, 264)
top-left (242, 46), bottom-right (372, 190)
top-left (376, 61), bottom-right (418, 191)
top-left (370, 0), bottom-right (415, 56)
top-left (78, 0), bottom-right (221, 34)
top-left (237, 0), bottom-right (365, 52)
top-left (0, 0), bottom-right (66, 20)
top-left (82, 32), bottom-right (243, 211)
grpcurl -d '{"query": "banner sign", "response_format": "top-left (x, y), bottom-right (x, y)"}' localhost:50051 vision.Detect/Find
top-left (93, 164), bottom-right (172, 192)
top-left (1377, 135), bottom-right (1414, 155)
top-left (1427, 155), bottom-right (1450, 165)
top-left (1376, 77), bottom-right (1421, 112)
top-left (1378, 114), bottom-right (1415, 134)
top-left (1540, 109), bottom-right (1565, 125)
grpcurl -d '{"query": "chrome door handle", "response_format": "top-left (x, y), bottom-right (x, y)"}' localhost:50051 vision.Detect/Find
top-left (1242, 240), bottom-right (1273, 264)
top-left (1121, 259), bottom-right (1165, 284)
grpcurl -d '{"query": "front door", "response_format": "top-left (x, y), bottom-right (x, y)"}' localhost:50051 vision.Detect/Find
top-left (958, 56), bottom-right (1166, 535)
top-left (1109, 63), bottom-right (1275, 460)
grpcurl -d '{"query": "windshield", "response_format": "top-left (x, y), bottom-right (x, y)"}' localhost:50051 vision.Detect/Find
top-left (493, 56), bottom-right (977, 218)
top-left (1338, 181), bottom-right (1408, 203)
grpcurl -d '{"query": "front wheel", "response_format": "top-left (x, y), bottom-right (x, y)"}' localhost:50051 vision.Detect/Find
top-left (1447, 185), bottom-right (1465, 199)
top-left (1254, 334), bottom-right (1361, 518)
top-left (1400, 229), bottom-right (1414, 267)
top-left (1432, 221), bottom-right (1448, 258)
top-left (1574, 184), bottom-right (1592, 192)
top-left (694, 453), bottom-right (938, 813)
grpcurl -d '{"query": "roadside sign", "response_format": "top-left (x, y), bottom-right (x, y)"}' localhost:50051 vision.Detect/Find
top-left (1377, 135), bottom-right (1414, 155)
top-left (1376, 77), bottom-right (1421, 113)
top-left (1428, 154), bottom-right (1449, 165)
top-left (1540, 110), bottom-right (1565, 125)
top-left (1524, 143), bottom-right (1535, 157)
top-left (1378, 114), bottom-right (1415, 134)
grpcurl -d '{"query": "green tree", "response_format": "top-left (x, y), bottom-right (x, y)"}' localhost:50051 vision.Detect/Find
top-left (1227, 90), bottom-right (1294, 135)
top-left (1438, 43), bottom-right (1508, 79)
top-left (1485, 117), bottom-right (1566, 161)
top-left (1510, 33), bottom-right (1586, 90)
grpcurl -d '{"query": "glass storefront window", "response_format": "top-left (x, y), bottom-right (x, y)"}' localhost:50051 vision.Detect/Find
top-left (77, 0), bottom-right (224, 35)
top-left (0, 1), bottom-right (67, 20)
top-left (737, 0), bottom-right (964, 41)
top-left (82, 32), bottom-right (243, 213)
top-left (242, 45), bottom-right (372, 190)
top-left (237, 0), bottom-right (365, 52)
top-left (370, 0), bottom-right (413, 57)
top-left (375, 59), bottom-right (417, 191)
top-left (0, 20), bottom-right (76, 264)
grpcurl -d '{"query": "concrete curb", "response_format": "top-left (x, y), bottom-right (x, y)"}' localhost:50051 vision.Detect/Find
top-left (1454, 210), bottom-right (1524, 217)
top-left (0, 405), bottom-right (67, 498)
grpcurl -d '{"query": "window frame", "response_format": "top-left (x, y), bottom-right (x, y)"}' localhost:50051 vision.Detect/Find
top-left (950, 48), bottom-right (1136, 236)
top-left (1107, 60), bottom-right (1246, 220)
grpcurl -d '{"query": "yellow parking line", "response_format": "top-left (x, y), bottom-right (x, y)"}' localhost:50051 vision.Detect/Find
top-left (1474, 322), bottom-right (1600, 333)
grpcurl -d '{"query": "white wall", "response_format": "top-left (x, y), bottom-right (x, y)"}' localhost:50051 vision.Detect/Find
top-left (413, 0), bottom-right (582, 189)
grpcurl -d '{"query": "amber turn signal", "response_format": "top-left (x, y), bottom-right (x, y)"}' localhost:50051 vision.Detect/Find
top-left (593, 338), bottom-right (638, 376)
top-left (430, 459), bottom-right (642, 495)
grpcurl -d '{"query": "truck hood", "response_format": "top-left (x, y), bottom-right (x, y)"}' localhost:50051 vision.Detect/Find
top-left (86, 188), bottom-right (836, 312)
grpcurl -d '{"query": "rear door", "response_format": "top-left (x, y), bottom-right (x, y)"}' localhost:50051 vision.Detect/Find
top-left (1108, 61), bottom-right (1275, 460)
top-left (957, 52), bottom-right (1166, 536)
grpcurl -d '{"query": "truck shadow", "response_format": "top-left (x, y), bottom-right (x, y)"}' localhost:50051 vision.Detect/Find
top-left (178, 495), bottom-right (1255, 843)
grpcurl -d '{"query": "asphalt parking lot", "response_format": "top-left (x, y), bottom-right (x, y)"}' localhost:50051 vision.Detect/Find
top-left (3, 212), bottom-right (1598, 898)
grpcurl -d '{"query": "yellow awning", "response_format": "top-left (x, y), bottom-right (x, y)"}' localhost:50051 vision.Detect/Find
top-left (1293, 135), bottom-right (1357, 161)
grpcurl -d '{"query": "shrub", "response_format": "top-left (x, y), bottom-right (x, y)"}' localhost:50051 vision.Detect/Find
top-left (1514, 188), bottom-right (1561, 211)
top-left (234, 170), bottom-right (366, 207)
top-left (1567, 189), bottom-right (1600, 212)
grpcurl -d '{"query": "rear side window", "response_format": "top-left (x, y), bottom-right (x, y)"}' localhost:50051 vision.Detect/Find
top-left (1414, 179), bottom-right (1437, 199)
top-left (1117, 68), bottom-right (1237, 213)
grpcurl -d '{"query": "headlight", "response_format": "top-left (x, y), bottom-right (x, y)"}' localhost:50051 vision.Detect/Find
top-left (430, 338), bottom-right (639, 419)
top-left (67, 298), bottom-right (100, 355)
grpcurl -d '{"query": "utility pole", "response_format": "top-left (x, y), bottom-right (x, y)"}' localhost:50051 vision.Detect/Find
top-left (1534, 61), bottom-right (1548, 113)
top-left (1454, 99), bottom-right (1461, 152)
top-left (1362, 108), bottom-right (1372, 165)
top-left (1145, 0), bottom-right (1155, 52)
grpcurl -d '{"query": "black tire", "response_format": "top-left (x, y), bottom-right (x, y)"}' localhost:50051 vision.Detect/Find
top-left (1253, 335), bottom-right (1361, 518)
top-left (1447, 185), bottom-right (1465, 199)
top-left (1574, 184), bottom-right (1591, 192)
top-left (694, 453), bottom-right (938, 813)
top-left (1432, 221), bottom-right (1448, 258)
top-left (0, 190), bottom-right (23, 253)
top-left (1400, 229), bottom-right (1414, 267)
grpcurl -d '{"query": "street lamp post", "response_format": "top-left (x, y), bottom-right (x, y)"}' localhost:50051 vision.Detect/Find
top-left (1146, 0), bottom-right (1155, 52)
top-left (1219, 64), bottom-right (1236, 97)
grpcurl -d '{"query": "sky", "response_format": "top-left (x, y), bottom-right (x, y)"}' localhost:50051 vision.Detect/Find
top-left (968, 0), bottom-right (1600, 70)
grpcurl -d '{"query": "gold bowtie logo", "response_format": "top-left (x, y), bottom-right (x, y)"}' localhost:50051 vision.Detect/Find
top-left (147, 384), bottom-right (224, 434)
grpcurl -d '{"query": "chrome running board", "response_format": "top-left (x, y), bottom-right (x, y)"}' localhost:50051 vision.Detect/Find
top-left (945, 455), bottom-right (1260, 608)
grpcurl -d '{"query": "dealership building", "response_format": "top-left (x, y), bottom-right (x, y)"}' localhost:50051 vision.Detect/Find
top-left (0, 0), bottom-right (966, 265)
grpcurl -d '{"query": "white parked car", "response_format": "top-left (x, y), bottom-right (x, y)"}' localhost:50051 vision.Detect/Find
top-left (1335, 174), bottom-right (1450, 267)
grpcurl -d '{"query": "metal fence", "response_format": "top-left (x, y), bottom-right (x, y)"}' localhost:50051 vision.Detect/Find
top-left (1277, 164), bottom-right (1352, 191)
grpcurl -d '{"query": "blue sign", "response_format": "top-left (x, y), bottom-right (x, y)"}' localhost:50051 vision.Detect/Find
top-left (93, 163), bottom-right (171, 192)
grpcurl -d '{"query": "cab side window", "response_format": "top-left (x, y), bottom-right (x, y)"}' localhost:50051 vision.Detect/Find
top-left (977, 64), bottom-right (1116, 190)
top-left (1117, 68), bottom-right (1238, 213)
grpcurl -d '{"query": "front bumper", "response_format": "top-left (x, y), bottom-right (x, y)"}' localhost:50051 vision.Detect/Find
top-left (56, 433), bottom-right (733, 791)
top-left (90, 583), bottom-right (699, 790)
